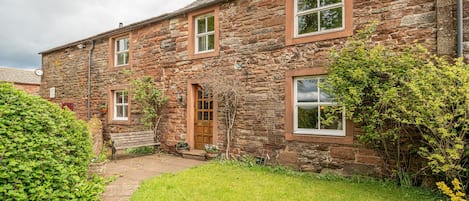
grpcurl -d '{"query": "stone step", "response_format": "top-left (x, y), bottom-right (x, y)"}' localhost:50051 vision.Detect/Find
top-left (179, 150), bottom-right (207, 161)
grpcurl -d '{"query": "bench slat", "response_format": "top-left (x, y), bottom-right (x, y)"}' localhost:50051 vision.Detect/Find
top-left (115, 143), bottom-right (161, 150)
top-left (114, 141), bottom-right (156, 146)
top-left (112, 136), bottom-right (155, 141)
top-left (112, 136), bottom-right (153, 140)
top-left (110, 131), bottom-right (153, 136)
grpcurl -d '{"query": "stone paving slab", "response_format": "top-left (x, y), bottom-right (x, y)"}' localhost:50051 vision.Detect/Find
top-left (101, 154), bottom-right (206, 201)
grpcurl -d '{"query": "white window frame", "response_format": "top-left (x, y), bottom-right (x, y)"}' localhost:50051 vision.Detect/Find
top-left (293, 76), bottom-right (345, 136)
top-left (113, 90), bottom-right (128, 121)
top-left (294, 0), bottom-right (345, 38)
top-left (195, 13), bottom-right (215, 54)
top-left (114, 37), bottom-right (129, 67)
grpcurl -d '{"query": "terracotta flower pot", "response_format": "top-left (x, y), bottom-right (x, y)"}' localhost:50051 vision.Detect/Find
top-left (100, 108), bottom-right (107, 114)
top-left (205, 152), bottom-right (219, 160)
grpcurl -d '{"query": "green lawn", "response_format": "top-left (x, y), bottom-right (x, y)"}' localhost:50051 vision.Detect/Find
top-left (131, 162), bottom-right (440, 201)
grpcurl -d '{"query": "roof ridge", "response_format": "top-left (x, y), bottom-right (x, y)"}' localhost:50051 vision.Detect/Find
top-left (0, 66), bottom-right (35, 71)
top-left (39, 0), bottom-right (227, 55)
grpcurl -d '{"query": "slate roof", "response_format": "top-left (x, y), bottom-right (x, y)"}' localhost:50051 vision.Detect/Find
top-left (0, 67), bottom-right (41, 85)
top-left (40, 0), bottom-right (227, 54)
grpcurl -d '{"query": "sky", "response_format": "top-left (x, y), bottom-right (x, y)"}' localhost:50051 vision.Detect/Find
top-left (0, 0), bottom-right (194, 69)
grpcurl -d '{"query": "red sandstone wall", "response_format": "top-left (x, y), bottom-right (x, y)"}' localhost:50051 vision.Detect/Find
top-left (40, 0), bottom-right (441, 174)
top-left (13, 83), bottom-right (40, 95)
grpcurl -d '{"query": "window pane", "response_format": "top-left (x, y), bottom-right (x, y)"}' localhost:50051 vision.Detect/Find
top-left (204, 112), bottom-right (209, 120)
top-left (210, 112), bottom-right (213, 120)
top-left (297, 0), bottom-right (317, 11)
top-left (207, 34), bottom-right (214, 50)
top-left (123, 38), bottom-right (129, 50)
top-left (319, 79), bottom-right (334, 102)
top-left (298, 105), bottom-right (319, 129)
top-left (319, 0), bottom-right (341, 7)
top-left (298, 12), bottom-right (318, 35)
top-left (320, 7), bottom-right (342, 31)
top-left (120, 40), bottom-right (124, 51)
top-left (124, 52), bottom-right (129, 64)
top-left (209, 101), bottom-right (213, 109)
top-left (198, 112), bottom-right (202, 120)
top-left (116, 92), bottom-right (123, 104)
top-left (197, 18), bottom-right (206, 34)
top-left (320, 90), bottom-right (333, 102)
top-left (297, 79), bottom-right (318, 102)
top-left (198, 101), bottom-right (202, 109)
top-left (116, 40), bottom-right (121, 51)
top-left (204, 101), bottom-right (208, 109)
top-left (117, 53), bottom-right (123, 65)
top-left (117, 38), bottom-right (128, 52)
top-left (198, 36), bottom-right (207, 52)
top-left (207, 16), bottom-right (214, 32)
top-left (123, 105), bottom-right (128, 118)
top-left (117, 52), bottom-right (128, 65)
top-left (123, 92), bottom-right (128, 103)
top-left (320, 105), bottom-right (343, 130)
top-left (116, 105), bottom-right (123, 118)
top-left (198, 90), bottom-right (203, 98)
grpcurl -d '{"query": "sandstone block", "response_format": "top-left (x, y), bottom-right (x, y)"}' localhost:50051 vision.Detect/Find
top-left (400, 12), bottom-right (436, 26)
top-left (356, 155), bottom-right (383, 166)
top-left (300, 164), bottom-right (321, 173)
top-left (330, 146), bottom-right (355, 161)
top-left (277, 150), bottom-right (299, 169)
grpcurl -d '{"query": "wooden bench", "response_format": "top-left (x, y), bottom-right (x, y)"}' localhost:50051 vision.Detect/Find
top-left (110, 131), bottom-right (160, 160)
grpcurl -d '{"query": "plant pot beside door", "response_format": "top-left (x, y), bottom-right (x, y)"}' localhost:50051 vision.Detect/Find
top-left (205, 152), bottom-right (219, 160)
top-left (175, 141), bottom-right (190, 155)
top-left (100, 104), bottom-right (107, 114)
top-left (204, 144), bottom-right (220, 160)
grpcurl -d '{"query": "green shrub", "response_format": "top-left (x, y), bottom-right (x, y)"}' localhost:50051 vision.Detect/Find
top-left (0, 83), bottom-right (104, 200)
top-left (325, 23), bottom-right (469, 187)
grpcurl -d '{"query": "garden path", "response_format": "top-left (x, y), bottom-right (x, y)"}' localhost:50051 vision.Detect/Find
top-left (101, 153), bottom-right (206, 201)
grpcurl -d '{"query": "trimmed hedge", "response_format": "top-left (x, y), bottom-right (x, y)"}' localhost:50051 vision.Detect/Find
top-left (0, 83), bottom-right (104, 200)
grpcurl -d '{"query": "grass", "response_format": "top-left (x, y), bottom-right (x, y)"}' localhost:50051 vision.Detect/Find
top-left (125, 146), bottom-right (154, 155)
top-left (131, 161), bottom-right (440, 201)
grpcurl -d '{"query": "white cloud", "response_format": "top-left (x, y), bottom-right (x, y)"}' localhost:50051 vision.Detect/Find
top-left (0, 0), bottom-right (193, 69)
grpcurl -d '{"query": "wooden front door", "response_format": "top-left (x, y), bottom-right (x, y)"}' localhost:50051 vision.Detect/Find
top-left (194, 85), bottom-right (213, 150)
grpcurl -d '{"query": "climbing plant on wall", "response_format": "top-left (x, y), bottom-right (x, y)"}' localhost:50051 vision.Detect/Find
top-left (131, 76), bottom-right (168, 131)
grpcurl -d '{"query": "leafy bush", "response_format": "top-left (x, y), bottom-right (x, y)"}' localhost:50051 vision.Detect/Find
top-left (325, 23), bottom-right (468, 189)
top-left (437, 178), bottom-right (467, 201)
top-left (0, 83), bottom-right (104, 200)
top-left (130, 76), bottom-right (168, 129)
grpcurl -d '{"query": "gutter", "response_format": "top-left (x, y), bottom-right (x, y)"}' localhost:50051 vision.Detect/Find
top-left (88, 40), bottom-right (95, 120)
top-left (457, 0), bottom-right (463, 57)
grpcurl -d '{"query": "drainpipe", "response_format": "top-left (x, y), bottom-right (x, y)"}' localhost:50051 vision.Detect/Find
top-left (457, 0), bottom-right (463, 58)
top-left (88, 40), bottom-right (95, 120)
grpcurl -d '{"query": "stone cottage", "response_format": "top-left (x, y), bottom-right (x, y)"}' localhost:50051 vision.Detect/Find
top-left (39, 0), bottom-right (468, 174)
top-left (0, 67), bottom-right (41, 95)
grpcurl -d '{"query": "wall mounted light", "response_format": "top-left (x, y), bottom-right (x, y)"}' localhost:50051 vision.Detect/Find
top-left (176, 91), bottom-right (183, 105)
top-left (234, 62), bottom-right (243, 70)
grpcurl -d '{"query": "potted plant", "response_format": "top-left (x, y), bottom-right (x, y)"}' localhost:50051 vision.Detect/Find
top-left (175, 141), bottom-right (189, 152)
top-left (99, 103), bottom-right (107, 114)
top-left (204, 144), bottom-right (219, 160)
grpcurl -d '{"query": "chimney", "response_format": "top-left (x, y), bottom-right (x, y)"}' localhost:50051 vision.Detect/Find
top-left (119, 22), bottom-right (123, 28)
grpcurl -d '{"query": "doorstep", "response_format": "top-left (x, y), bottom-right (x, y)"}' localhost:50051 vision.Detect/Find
top-left (179, 149), bottom-right (207, 161)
